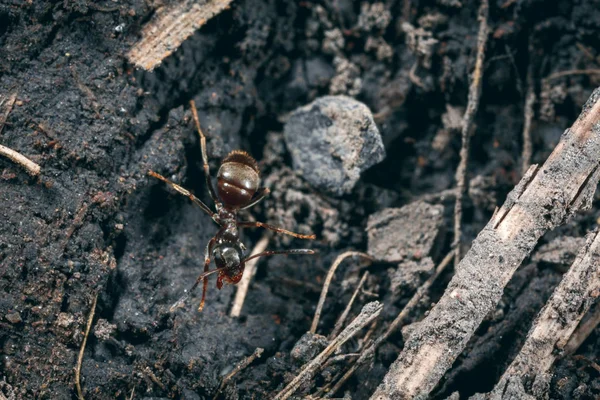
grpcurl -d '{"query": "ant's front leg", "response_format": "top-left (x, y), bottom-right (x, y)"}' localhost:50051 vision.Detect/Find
top-left (169, 236), bottom-right (217, 313)
top-left (189, 100), bottom-right (221, 207)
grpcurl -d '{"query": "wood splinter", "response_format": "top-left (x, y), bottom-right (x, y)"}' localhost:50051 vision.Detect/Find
top-left (127, 0), bottom-right (234, 71)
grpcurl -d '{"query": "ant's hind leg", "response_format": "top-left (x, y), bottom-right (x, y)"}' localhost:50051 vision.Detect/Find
top-left (238, 221), bottom-right (316, 240)
top-left (189, 100), bottom-right (220, 205)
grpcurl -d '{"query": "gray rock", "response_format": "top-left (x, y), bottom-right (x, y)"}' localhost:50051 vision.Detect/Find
top-left (367, 201), bottom-right (444, 263)
top-left (283, 95), bottom-right (385, 196)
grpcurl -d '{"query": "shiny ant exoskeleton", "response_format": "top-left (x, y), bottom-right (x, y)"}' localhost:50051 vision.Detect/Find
top-left (149, 101), bottom-right (315, 312)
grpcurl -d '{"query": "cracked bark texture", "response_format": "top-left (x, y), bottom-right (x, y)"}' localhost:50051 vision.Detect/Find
top-left (371, 87), bottom-right (600, 400)
top-left (490, 229), bottom-right (600, 398)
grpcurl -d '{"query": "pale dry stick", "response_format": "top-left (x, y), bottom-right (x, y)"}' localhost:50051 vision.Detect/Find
top-left (370, 86), bottom-right (600, 399)
top-left (0, 144), bottom-right (41, 176)
top-left (213, 347), bottom-right (264, 400)
top-left (310, 251), bottom-right (373, 334)
top-left (144, 367), bottom-right (166, 391)
top-left (75, 292), bottom-right (98, 400)
top-left (129, 387), bottom-right (135, 400)
top-left (564, 303), bottom-right (600, 355)
top-left (229, 235), bottom-right (269, 317)
top-left (329, 271), bottom-right (369, 339)
top-left (521, 49), bottom-right (536, 174)
top-left (327, 250), bottom-right (455, 398)
top-left (274, 301), bottom-right (383, 400)
top-left (0, 91), bottom-right (17, 136)
top-left (491, 229), bottom-right (600, 396)
top-left (453, 0), bottom-right (489, 266)
top-left (545, 68), bottom-right (600, 82)
top-left (127, 0), bottom-right (234, 70)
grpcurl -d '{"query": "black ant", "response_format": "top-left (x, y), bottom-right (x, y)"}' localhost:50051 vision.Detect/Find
top-left (149, 100), bottom-right (316, 312)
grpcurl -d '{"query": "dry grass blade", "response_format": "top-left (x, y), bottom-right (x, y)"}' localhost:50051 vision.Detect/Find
top-left (274, 301), bottom-right (383, 400)
top-left (230, 236), bottom-right (269, 317)
top-left (75, 292), bottom-right (98, 400)
top-left (311, 251), bottom-right (373, 334)
top-left (213, 347), bottom-right (264, 399)
top-left (329, 271), bottom-right (369, 339)
top-left (545, 69), bottom-right (600, 82)
top-left (326, 250), bottom-right (454, 397)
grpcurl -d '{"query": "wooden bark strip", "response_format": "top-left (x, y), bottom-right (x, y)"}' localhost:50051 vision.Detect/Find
top-left (371, 87), bottom-right (600, 400)
top-left (127, 0), bottom-right (233, 70)
top-left (490, 229), bottom-right (600, 397)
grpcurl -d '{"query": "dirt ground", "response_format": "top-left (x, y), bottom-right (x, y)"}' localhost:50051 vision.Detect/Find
top-left (1, 0), bottom-right (599, 399)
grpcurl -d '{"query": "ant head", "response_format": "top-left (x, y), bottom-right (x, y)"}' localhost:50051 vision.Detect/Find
top-left (216, 150), bottom-right (260, 209)
top-left (213, 243), bottom-right (245, 286)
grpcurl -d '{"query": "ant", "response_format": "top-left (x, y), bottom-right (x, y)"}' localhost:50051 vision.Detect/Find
top-left (149, 100), bottom-right (316, 312)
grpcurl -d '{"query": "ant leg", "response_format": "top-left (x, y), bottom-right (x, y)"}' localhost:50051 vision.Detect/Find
top-left (148, 170), bottom-right (215, 218)
top-left (197, 237), bottom-right (216, 312)
top-left (169, 237), bottom-right (218, 313)
top-left (240, 188), bottom-right (270, 210)
top-left (189, 100), bottom-right (220, 205)
top-left (238, 221), bottom-right (316, 240)
top-left (243, 249), bottom-right (316, 263)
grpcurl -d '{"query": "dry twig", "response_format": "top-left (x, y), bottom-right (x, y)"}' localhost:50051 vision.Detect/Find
top-left (0, 143), bottom-right (41, 176)
top-left (329, 271), bottom-right (369, 339)
top-left (213, 347), bottom-right (264, 400)
top-left (0, 92), bottom-right (41, 177)
top-left (492, 229), bottom-right (600, 395)
top-left (311, 251), bottom-right (373, 334)
top-left (127, 0), bottom-right (234, 70)
top-left (327, 250), bottom-right (454, 397)
top-left (371, 86), bottom-right (600, 399)
top-left (75, 292), bottom-right (98, 400)
top-left (544, 69), bottom-right (600, 82)
top-left (453, 0), bottom-right (489, 266)
top-left (230, 236), bottom-right (269, 317)
top-left (521, 44), bottom-right (536, 174)
top-left (274, 302), bottom-right (383, 400)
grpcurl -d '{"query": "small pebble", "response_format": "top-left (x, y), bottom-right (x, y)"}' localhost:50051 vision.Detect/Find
top-left (284, 95), bottom-right (385, 196)
top-left (6, 312), bottom-right (22, 324)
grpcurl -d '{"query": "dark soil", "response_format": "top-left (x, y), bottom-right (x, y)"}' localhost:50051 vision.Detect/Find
top-left (1, 0), bottom-right (599, 399)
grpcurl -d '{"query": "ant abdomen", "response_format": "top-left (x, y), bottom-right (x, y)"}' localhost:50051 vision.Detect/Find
top-left (217, 150), bottom-right (260, 209)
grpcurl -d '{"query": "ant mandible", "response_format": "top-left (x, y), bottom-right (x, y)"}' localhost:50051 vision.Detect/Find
top-left (149, 100), bottom-right (316, 312)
